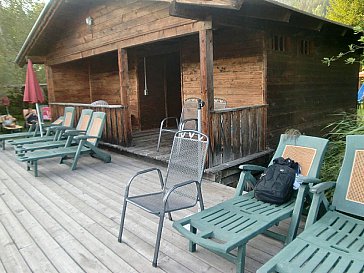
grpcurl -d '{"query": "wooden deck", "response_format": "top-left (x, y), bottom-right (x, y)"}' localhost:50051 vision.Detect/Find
top-left (102, 129), bottom-right (174, 164)
top-left (0, 146), bottom-right (292, 273)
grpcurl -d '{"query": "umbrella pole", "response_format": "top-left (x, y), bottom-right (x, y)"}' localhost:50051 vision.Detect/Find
top-left (35, 103), bottom-right (43, 137)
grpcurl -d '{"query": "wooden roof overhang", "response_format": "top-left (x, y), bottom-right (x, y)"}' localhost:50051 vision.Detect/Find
top-left (15, 0), bottom-right (354, 67)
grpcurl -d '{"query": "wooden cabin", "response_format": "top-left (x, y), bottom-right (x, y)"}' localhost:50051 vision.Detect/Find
top-left (16, 0), bottom-right (359, 179)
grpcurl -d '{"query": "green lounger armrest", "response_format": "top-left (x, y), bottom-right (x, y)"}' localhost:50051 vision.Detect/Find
top-left (74, 135), bottom-right (99, 140)
top-left (310, 181), bottom-right (336, 193)
top-left (64, 129), bottom-right (86, 136)
top-left (238, 164), bottom-right (266, 172)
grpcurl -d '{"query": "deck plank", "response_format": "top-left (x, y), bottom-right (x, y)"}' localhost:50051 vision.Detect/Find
top-left (0, 146), bottom-right (290, 273)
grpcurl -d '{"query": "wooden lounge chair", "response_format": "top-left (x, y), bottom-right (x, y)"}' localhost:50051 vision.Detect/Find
top-left (11, 106), bottom-right (75, 147)
top-left (0, 111), bottom-right (64, 151)
top-left (15, 109), bottom-right (93, 154)
top-left (118, 130), bottom-right (209, 267)
top-left (173, 134), bottom-right (329, 273)
top-left (18, 112), bottom-right (111, 177)
top-left (257, 135), bottom-right (364, 273)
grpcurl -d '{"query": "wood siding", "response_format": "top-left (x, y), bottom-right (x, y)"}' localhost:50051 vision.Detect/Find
top-left (51, 61), bottom-right (90, 103)
top-left (181, 28), bottom-right (265, 108)
top-left (266, 31), bottom-right (359, 145)
top-left (45, 0), bottom-right (200, 65)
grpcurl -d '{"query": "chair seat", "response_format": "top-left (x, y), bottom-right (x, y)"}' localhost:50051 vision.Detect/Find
top-left (173, 191), bottom-right (296, 254)
top-left (127, 191), bottom-right (197, 215)
top-left (259, 211), bottom-right (364, 273)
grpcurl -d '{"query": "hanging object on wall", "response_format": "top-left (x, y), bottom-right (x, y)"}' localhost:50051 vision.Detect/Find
top-left (85, 16), bottom-right (94, 34)
top-left (143, 57), bottom-right (149, 96)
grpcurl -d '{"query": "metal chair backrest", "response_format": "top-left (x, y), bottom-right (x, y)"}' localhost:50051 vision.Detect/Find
top-left (271, 134), bottom-right (329, 178)
top-left (76, 109), bottom-right (93, 131)
top-left (180, 98), bottom-right (227, 130)
top-left (85, 112), bottom-right (106, 146)
top-left (333, 135), bottom-right (364, 218)
top-left (164, 130), bottom-right (209, 206)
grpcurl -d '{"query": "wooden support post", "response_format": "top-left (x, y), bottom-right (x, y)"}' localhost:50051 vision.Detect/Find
top-left (118, 48), bottom-right (132, 146)
top-left (199, 29), bottom-right (214, 137)
top-left (45, 65), bottom-right (56, 121)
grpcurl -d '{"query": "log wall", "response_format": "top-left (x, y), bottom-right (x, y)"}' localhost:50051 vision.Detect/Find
top-left (266, 30), bottom-right (359, 145)
top-left (181, 28), bottom-right (265, 107)
top-left (45, 0), bottom-right (201, 65)
top-left (50, 61), bottom-right (90, 104)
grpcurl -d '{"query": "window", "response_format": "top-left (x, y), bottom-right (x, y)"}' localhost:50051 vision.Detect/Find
top-left (272, 35), bottom-right (287, 52)
top-left (299, 40), bottom-right (312, 55)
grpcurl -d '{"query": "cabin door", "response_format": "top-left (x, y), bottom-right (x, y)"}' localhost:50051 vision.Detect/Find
top-left (138, 52), bottom-right (182, 130)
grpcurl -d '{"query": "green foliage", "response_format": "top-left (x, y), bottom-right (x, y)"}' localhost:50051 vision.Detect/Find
top-left (276, 0), bottom-right (329, 16)
top-left (320, 112), bottom-right (364, 182)
top-left (327, 0), bottom-right (364, 26)
top-left (0, 0), bottom-right (45, 87)
top-left (322, 26), bottom-right (364, 66)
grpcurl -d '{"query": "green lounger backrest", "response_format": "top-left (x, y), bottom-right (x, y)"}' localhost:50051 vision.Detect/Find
top-left (270, 134), bottom-right (329, 178)
top-left (85, 112), bottom-right (106, 147)
top-left (63, 107), bottom-right (75, 127)
top-left (332, 135), bottom-right (364, 218)
top-left (76, 109), bottom-right (93, 131)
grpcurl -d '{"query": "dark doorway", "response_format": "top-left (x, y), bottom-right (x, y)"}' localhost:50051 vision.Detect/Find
top-left (138, 52), bottom-right (182, 130)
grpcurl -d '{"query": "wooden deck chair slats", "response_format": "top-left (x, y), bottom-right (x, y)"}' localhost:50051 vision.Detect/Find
top-left (16, 109), bottom-right (93, 153)
top-left (11, 107), bottom-right (76, 146)
top-left (173, 134), bottom-right (329, 273)
top-left (18, 112), bottom-right (110, 177)
top-left (258, 135), bottom-right (364, 273)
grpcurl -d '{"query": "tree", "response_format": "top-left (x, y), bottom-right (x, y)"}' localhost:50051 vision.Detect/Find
top-left (276, 0), bottom-right (329, 17)
top-left (0, 0), bottom-right (44, 89)
top-left (326, 0), bottom-right (364, 26)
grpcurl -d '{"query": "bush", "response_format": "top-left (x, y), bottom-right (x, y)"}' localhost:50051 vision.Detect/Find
top-left (320, 111), bottom-right (364, 182)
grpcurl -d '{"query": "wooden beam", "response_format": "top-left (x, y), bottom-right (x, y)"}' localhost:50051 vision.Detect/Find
top-left (118, 48), bottom-right (132, 146)
top-left (26, 56), bottom-right (46, 64)
top-left (199, 29), bottom-right (214, 137)
top-left (45, 65), bottom-right (57, 121)
top-left (169, 1), bottom-right (208, 20)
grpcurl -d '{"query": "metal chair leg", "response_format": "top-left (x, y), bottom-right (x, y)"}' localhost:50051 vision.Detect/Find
top-left (157, 130), bottom-right (163, 152)
top-left (118, 198), bottom-right (128, 243)
top-left (152, 212), bottom-right (165, 267)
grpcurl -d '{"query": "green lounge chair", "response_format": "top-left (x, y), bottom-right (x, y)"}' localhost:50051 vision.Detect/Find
top-left (118, 130), bottom-right (209, 267)
top-left (257, 135), bottom-right (364, 273)
top-left (173, 134), bottom-right (329, 273)
top-left (11, 106), bottom-right (75, 147)
top-left (18, 112), bottom-right (111, 177)
top-left (15, 109), bottom-right (93, 154)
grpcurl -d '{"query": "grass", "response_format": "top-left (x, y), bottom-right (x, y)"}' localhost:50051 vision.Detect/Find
top-left (319, 108), bottom-right (364, 182)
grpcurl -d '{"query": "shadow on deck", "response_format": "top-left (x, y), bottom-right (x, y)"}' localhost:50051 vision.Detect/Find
top-left (101, 129), bottom-right (174, 164)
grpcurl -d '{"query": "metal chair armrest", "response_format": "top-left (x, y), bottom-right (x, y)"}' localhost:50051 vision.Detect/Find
top-left (163, 180), bottom-right (198, 206)
top-left (126, 168), bottom-right (164, 193)
top-left (160, 117), bottom-right (179, 129)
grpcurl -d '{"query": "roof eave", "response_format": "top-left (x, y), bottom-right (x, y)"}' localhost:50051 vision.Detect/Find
top-left (15, 0), bottom-right (61, 67)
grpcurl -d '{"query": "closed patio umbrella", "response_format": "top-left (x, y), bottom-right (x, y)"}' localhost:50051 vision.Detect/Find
top-left (23, 59), bottom-right (45, 136)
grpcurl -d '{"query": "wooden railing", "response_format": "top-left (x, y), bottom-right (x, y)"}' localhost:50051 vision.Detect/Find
top-left (209, 104), bottom-right (268, 167)
top-left (50, 103), bottom-right (132, 147)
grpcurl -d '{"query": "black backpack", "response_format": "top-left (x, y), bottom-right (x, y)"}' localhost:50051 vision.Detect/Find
top-left (254, 157), bottom-right (299, 204)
